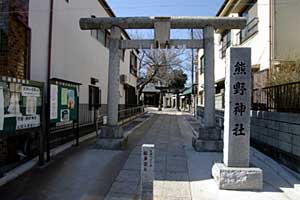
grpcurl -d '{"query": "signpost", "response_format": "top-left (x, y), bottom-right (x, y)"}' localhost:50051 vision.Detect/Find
top-left (141, 144), bottom-right (155, 200)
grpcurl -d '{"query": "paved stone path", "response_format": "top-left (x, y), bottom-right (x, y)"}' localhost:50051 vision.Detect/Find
top-left (106, 113), bottom-right (192, 200)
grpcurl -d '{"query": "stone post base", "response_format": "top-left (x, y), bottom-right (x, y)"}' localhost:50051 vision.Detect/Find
top-left (212, 163), bottom-right (263, 191)
top-left (192, 127), bottom-right (223, 152)
top-left (94, 126), bottom-right (127, 150)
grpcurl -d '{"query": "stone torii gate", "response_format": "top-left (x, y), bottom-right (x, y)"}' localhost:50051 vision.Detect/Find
top-left (80, 16), bottom-right (263, 191)
top-left (80, 16), bottom-right (245, 146)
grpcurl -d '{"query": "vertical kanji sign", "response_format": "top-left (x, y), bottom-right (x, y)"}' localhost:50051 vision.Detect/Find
top-left (224, 48), bottom-right (251, 167)
top-left (141, 144), bottom-right (155, 199)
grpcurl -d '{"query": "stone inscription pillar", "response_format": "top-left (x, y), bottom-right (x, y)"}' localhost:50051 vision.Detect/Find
top-left (223, 47), bottom-right (251, 167)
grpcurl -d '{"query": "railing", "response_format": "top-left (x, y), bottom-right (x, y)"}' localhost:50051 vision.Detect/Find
top-left (236, 17), bottom-right (259, 45)
top-left (252, 81), bottom-right (300, 113)
top-left (118, 105), bottom-right (145, 124)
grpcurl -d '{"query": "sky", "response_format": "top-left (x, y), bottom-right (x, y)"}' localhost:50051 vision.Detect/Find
top-left (107, 0), bottom-right (224, 17)
top-left (106, 0), bottom-right (225, 86)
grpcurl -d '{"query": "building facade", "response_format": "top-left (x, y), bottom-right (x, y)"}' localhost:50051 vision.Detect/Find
top-left (29, 0), bottom-right (138, 111)
top-left (197, 0), bottom-right (300, 109)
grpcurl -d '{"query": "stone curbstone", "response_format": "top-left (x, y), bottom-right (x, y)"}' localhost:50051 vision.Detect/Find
top-left (278, 141), bottom-right (292, 153)
top-left (288, 124), bottom-right (300, 136)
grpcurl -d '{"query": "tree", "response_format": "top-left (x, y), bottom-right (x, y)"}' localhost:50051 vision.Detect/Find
top-left (136, 47), bottom-right (187, 103)
top-left (168, 69), bottom-right (188, 110)
top-left (128, 31), bottom-right (187, 104)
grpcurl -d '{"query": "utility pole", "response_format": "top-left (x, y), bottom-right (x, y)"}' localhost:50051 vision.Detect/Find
top-left (191, 29), bottom-right (195, 116)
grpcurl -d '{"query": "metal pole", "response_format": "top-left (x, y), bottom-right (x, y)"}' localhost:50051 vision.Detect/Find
top-left (107, 26), bottom-right (121, 126)
top-left (76, 89), bottom-right (79, 146)
top-left (203, 26), bottom-right (215, 128)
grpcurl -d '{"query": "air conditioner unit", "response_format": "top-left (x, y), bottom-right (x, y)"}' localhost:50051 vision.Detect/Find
top-left (120, 74), bottom-right (128, 84)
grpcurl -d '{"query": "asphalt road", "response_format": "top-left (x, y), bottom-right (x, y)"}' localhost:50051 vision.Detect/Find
top-left (0, 114), bottom-right (156, 200)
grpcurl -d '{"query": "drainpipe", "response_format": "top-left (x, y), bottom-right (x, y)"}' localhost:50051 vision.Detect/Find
top-left (46, 0), bottom-right (54, 162)
top-left (269, 0), bottom-right (273, 82)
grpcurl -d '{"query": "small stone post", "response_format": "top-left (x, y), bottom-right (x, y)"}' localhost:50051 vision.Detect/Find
top-left (212, 47), bottom-right (263, 190)
top-left (141, 144), bottom-right (155, 200)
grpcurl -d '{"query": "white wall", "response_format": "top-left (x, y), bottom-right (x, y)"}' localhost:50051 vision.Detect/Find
top-left (29, 0), bottom-right (136, 105)
top-left (209, 0), bottom-right (271, 85)
top-left (239, 0), bottom-right (270, 70)
top-left (273, 0), bottom-right (300, 61)
top-left (29, 0), bottom-right (50, 83)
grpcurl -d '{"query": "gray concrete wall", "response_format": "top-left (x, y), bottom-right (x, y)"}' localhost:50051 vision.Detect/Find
top-left (197, 106), bottom-right (300, 159)
top-left (250, 111), bottom-right (300, 158)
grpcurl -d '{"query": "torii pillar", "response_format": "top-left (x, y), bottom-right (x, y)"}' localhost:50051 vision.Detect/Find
top-left (94, 26), bottom-right (125, 149)
top-left (192, 26), bottom-right (223, 152)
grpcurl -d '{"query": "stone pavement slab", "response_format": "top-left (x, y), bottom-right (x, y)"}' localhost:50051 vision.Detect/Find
top-left (106, 109), bottom-right (300, 199)
top-left (105, 110), bottom-right (192, 200)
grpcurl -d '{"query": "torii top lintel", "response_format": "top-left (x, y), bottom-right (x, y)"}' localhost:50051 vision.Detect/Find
top-left (80, 16), bottom-right (247, 30)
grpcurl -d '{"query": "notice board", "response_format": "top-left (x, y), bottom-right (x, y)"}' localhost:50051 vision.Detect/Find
top-left (0, 76), bottom-right (44, 135)
top-left (49, 79), bottom-right (80, 128)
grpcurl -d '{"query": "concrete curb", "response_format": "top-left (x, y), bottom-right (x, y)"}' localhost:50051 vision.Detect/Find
top-left (183, 115), bottom-right (199, 137)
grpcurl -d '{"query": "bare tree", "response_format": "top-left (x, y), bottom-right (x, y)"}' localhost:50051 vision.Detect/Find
top-left (136, 47), bottom-right (187, 103)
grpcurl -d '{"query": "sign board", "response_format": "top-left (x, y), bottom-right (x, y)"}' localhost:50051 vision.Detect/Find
top-left (49, 79), bottom-right (80, 128)
top-left (0, 76), bottom-right (43, 135)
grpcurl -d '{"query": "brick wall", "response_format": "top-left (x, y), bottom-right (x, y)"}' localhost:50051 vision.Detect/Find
top-left (0, 0), bottom-right (30, 79)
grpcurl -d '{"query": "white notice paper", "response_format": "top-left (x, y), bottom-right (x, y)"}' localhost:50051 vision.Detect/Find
top-left (26, 96), bottom-right (37, 115)
top-left (0, 87), bottom-right (4, 131)
top-left (50, 85), bottom-right (58, 120)
top-left (22, 86), bottom-right (40, 97)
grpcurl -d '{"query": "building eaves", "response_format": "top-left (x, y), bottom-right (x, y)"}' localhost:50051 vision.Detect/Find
top-left (97, 0), bottom-right (131, 40)
top-left (216, 0), bottom-right (230, 16)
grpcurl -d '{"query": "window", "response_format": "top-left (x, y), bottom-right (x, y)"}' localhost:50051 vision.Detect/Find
top-left (96, 30), bottom-right (105, 45)
top-left (89, 85), bottom-right (101, 110)
top-left (105, 30), bottom-right (110, 47)
top-left (200, 56), bottom-right (205, 74)
top-left (90, 15), bottom-right (97, 39)
top-left (220, 31), bottom-right (231, 58)
top-left (130, 52), bottom-right (137, 76)
top-left (90, 15), bottom-right (108, 47)
top-left (121, 37), bottom-right (125, 61)
top-left (121, 49), bottom-right (125, 61)
top-left (238, 2), bottom-right (259, 44)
